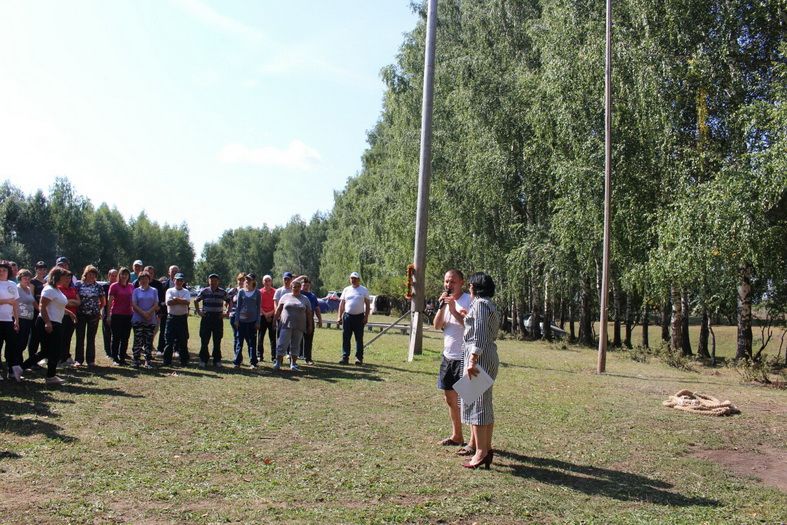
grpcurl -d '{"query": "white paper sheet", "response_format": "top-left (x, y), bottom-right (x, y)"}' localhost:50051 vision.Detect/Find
top-left (453, 366), bottom-right (494, 403)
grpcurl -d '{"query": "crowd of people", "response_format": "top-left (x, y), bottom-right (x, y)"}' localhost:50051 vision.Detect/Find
top-left (0, 256), bottom-right (375, 385)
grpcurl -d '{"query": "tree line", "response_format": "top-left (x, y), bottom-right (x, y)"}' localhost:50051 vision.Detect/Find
top-left (2, 0), bottom-right (784, 362)
top-left (320, 0), bottom-right (786, 360)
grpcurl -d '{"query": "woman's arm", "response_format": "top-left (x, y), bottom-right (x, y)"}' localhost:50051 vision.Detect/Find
top-left (40, 296), bottom-right (53, 333)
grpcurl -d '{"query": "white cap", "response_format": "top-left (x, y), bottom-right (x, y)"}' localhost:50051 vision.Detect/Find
top-left (349, 272), bottom-right (361, 279)
top-left (133, 259), bottom-right (144, 266)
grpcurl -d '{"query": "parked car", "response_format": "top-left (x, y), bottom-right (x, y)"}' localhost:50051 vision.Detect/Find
top-left (318, 291), bottom-right (341, 313)
top-left (524, 316), bottom-right (568, 339)
top-left (369, 295), bottom-right (391, 316)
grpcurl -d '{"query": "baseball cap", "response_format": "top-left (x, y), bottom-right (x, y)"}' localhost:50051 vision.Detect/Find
top-left (283, 271), bottom-right (293, 279)
top-left (133, 259), bottom-right (144, 266)
top-left (35, 261), bottom-right (47, 268)
top-left (174, 273), bottom-right (185, 280)
top-left (55, 256), bottom-right (69, 265)
top-left (246, 272), bottom-right (257, 281)
top-left (208, 273), bottom-right (219, 279)
top-left (349, 272), bottom-right (361, 279)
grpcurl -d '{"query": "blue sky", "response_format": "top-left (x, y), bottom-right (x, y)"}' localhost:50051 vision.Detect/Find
top-left (0, 0), bottom-right (419, 253)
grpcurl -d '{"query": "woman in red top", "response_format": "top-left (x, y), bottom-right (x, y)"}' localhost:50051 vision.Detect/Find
top-left (107, 267), bottom-right (134, 365)
top-left (58, 277), bottom-right (81, 366)
top-left (257, 275), bottom-right (277, 363)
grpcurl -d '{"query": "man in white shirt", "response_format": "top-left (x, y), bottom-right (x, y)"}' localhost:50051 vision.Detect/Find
top-left (434, 269), bottom-right (471, 449)
top-left (337, 271), bottom-right (370, 365)
top-left (162, 273), bottom-right (191, 367)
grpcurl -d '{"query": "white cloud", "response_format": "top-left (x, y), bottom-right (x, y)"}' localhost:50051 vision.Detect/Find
top-left (171, 0), bottom-right (264, 42)
top-left (218, 140), bottom-right (322, 171)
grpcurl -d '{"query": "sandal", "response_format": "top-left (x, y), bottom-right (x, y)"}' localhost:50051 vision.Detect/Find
top-left (439, 438), bottom-right (465, 447)
top-left (456, 445), bottom-right (476, 456)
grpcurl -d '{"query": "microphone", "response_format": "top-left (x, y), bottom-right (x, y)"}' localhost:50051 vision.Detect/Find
top-left (437, 286), bottom-right (451, 310)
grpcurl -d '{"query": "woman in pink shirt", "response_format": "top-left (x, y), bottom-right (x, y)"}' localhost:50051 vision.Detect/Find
top-left (107, 267), bottom-right (134, 365)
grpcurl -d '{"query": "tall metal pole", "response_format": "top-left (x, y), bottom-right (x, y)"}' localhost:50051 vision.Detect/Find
top-left (597, 0), bottom-right (612, 373)
top-left (408, 0), bottom-right (438, 362)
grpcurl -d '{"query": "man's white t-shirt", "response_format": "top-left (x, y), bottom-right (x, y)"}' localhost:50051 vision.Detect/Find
top-left (0, 280), bottom-right (19, 322)
top-left (341, 285), bottom-right (369, 315)
top-left (41, 284), bottom-right (68, 323)
top-left (442, 292), bottom-right (471, 360)
top-left (166, 287), bottom-right (192, 316)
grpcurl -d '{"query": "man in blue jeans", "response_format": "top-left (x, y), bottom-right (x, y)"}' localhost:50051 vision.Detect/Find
top-left (336, 272), bottom-right (370, 365)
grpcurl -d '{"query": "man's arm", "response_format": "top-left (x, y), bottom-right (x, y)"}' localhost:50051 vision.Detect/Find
top-left (336, 298), bottom-right (345, 324)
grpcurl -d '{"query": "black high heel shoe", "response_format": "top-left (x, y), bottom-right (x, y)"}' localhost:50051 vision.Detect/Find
top-left (463, 450), bottom-right (493, 470)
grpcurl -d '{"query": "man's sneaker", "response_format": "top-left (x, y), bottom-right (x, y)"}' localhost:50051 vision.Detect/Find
top-left (249, 363), bottom-right (257, 369)
top-left (112, 360), bottom-right (121, 366)
top-left (306, 360), bottom-right (315, 365)
top-left (338, 358), bottom-right (349, 365)
top-left (290, 363), bottom-right (301, 372)
top-left (355, 359), bottom-right (364, 366)
top-left (72, 361), bottom-right (83, 368)
top-left (46, 376), bottom-right (66, 385)
top-left (143, 362), bottom-right (154, 369)
top-left (272, 361), bottom-right (281, 371)
top-left (233, 364), bottom-right (241, 369)
top-left (11, 366), bottom-right (24, 382)
top-left (199, 361), bottom-right (207, 368)
top-left (155, 351), bottom-right (164, 358)
top-left (64, 357), bottom-right (76, 367)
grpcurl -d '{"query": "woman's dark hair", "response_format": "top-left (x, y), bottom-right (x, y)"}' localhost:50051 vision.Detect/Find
top-left (47, 267), bottom-right (72, 287)
top-left (468, 272), bottom-right (495, 298)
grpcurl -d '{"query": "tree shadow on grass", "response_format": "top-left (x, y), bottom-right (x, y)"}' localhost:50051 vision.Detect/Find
top-left (496, 450), bottom-right (719, 507)
top-left (0, 396), bottom-right (75, 442)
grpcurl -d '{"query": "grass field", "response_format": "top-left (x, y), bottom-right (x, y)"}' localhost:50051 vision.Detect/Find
top-left (1, 316), bottom-right (786, 524)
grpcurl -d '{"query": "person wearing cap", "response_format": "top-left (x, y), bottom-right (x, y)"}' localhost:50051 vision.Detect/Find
top-left (130, 260), bottom-right (144, 284)
top-left (194, 273), bottom-right (229, 367)
top-left (8, 261), bottom-right (18, 283)
top-left (27, 261), bottom-right (48, 360)
top-left (232, 273), bottom-right (260, 368)
top-left (257, 275), bottom-right (277, 362)
top-left (337, 272), bottom-right (370, 365)
top-left (273, 277), bottom-right (312, 372)
top-left (0, 260), bottom-right (22, 381)
top-left (55, 256), bottom-right (79, 286)
top-left (162, 273), bottom-right (191, 367)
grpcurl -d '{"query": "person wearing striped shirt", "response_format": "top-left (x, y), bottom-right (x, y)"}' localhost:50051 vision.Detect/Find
top-left (194, 273), bottom-right (229, 368)
top-left (461, 272), bottom-right (500, 470)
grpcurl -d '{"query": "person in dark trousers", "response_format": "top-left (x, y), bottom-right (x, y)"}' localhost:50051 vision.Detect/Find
top-left (107, 268), bottom-right (134, 365)
top-left (100, 269), bottom-right (118, 358)
top-left (336, 272), bottom-right (370, 365)
top-left (22, 267), bottom-right (73, 385)
top-left (194, 273), bottom-right (228, 368)
top-left (27, 261), bottom-right (48, 360)
top-left (257, 274), bottom-right (277, 362)
top-left (232, 273), bottom-right (260, 368)
top-left (74, 265), bottom-right (105, 367)
top-left (162, 273), bottom-right (191, 366)
top-left (157, 265), bottom-right (179, 356)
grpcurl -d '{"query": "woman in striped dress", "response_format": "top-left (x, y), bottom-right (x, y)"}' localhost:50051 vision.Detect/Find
top-left (461, 272), bottom-right (499, 469)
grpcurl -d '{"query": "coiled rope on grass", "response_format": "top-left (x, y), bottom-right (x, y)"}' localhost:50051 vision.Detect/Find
top-left (663, 389), bottom-right (741, 416)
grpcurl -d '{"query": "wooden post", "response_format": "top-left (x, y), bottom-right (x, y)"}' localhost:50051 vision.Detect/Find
top-left (408, 0), bottom-right (438, 362)
top-left (597, 0), bottom-right (612, 373)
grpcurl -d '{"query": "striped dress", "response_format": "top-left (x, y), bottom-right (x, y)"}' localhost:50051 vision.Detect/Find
top-left (461, 297), bottom-right (500, 426)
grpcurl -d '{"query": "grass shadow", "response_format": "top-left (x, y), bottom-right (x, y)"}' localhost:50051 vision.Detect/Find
top-left (0, 398), bottom-right (76, 442)
top-left (497, 451), bottom-right (719, 507)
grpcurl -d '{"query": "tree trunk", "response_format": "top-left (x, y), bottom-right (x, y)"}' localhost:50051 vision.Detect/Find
top-left (543, 273), bottom-right (553, 341)
top-left (661, 299), bottom-right (671, 342)
top-left (670, 286), bottom-right (683, 353)
top-left (698, 307), bottom-right (711, 358)
top-left (579, 276), bottom-right (593, 346)
top-left (568, 294), bottom-right (577, 343)
top-left (624, 293), bottom-right (634, 349)
top-left (559, 296), bottom-right (566, 329)
top-left (681, 291), bottom-right (693, 356)
top-left (642, 303), bottom-right (650, 348)
top-left (709, 323), bottom-right (717, 366)
top-left (612, 279), bottom-right (622, 347)
top-left (530, 268), bottom-right (542, 340)
top-left (736, 263), bottom-right (753, 360)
